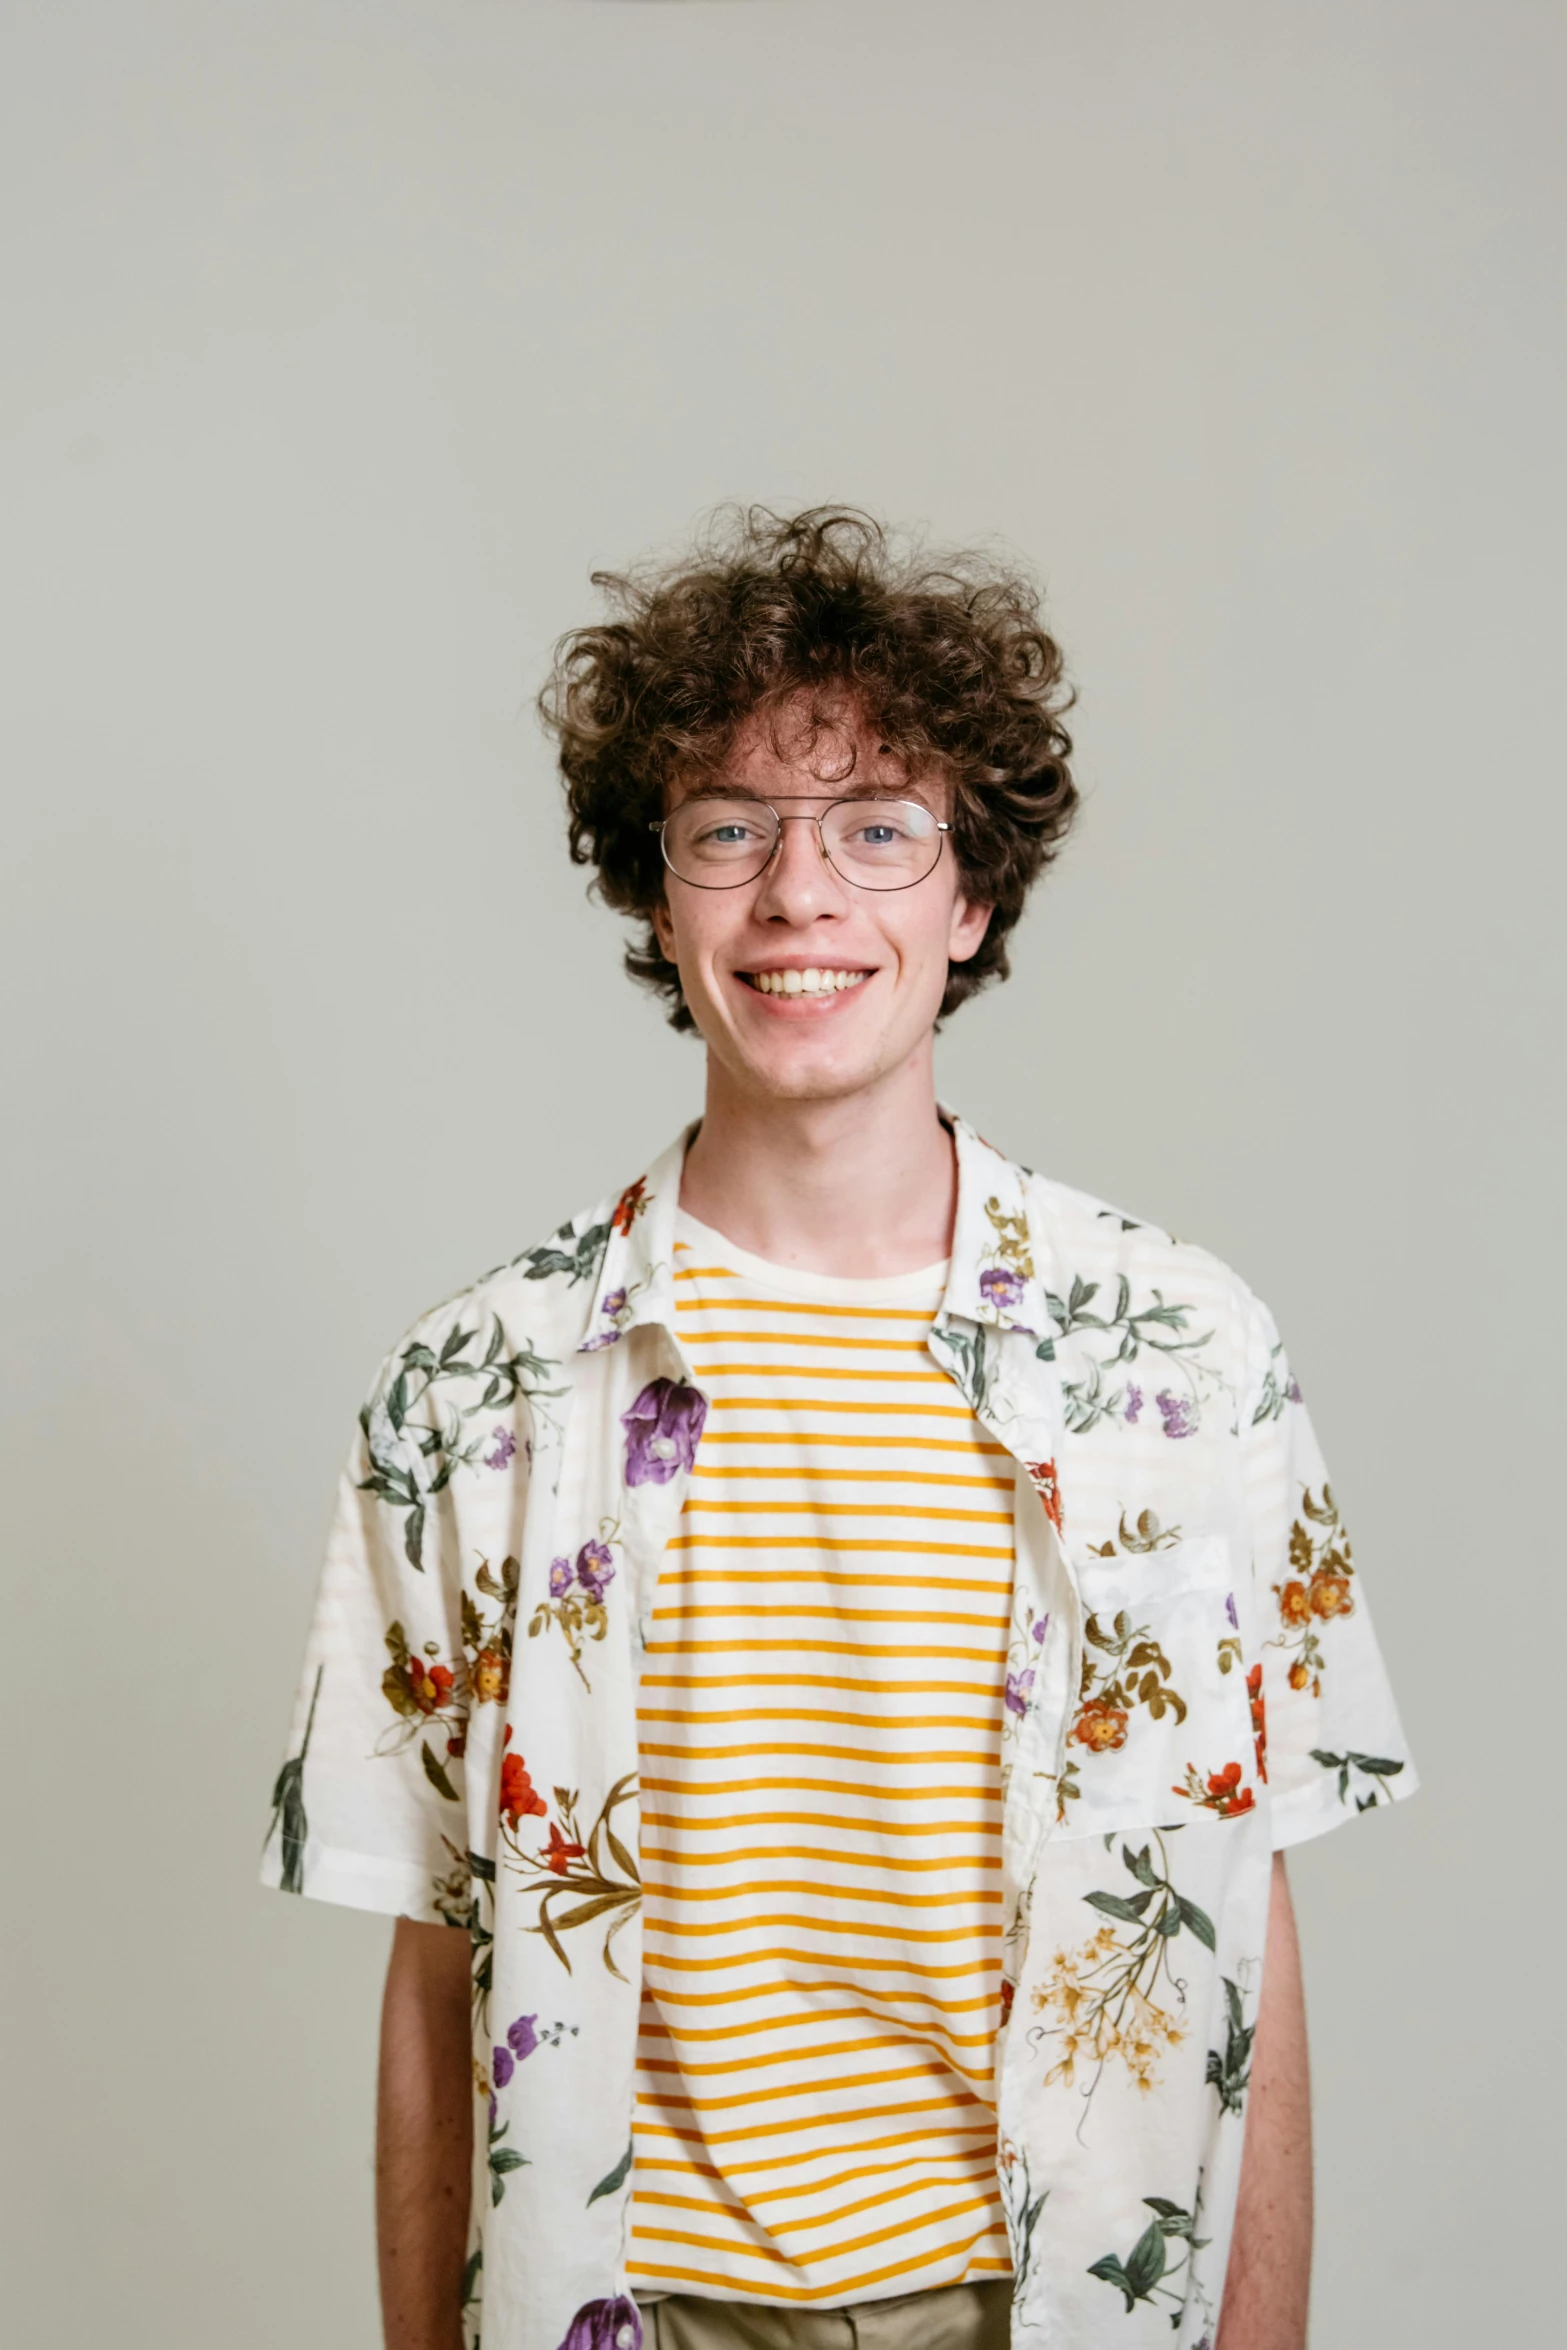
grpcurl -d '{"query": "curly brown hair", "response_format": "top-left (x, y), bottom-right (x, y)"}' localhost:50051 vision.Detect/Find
top-left (537, 505), bottom-right (1078, 1029)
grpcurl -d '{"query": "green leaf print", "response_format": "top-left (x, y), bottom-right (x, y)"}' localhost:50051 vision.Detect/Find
top-left (264, 1665), bottom-right (322, 1895)
top-left (421, 1740), bottom-right (461, 1803)
top-left (1310, 1749), bottom-right (1405, 1810)
top-left (518, 1219), bottom-right (612, 1286)
top-left (587, 2142), bottom-right (634, 2206)
top-left (1088, 2198), bottom-right (1209, 2316)
top-left (358, 1314), bottom-right (565, 1570)
top-left (1205, 1976), bottom-right (1255, 2117)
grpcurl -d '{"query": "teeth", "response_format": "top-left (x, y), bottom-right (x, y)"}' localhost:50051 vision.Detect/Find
top-left (749, 969), bottom-right (868, 995)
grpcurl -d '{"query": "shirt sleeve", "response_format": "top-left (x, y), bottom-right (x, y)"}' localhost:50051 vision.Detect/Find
top-left (1239, 1290), bottom-right (1418, 1851)
top-left (261, 1327), bottom-right (525, 1920)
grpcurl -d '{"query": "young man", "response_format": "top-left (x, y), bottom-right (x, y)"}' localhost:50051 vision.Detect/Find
top-left (265, 510), bottom-right (1414, 2350)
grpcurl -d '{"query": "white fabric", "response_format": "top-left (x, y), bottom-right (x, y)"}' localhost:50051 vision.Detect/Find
top-left (263, 1113), bottom-right (1416, 2350)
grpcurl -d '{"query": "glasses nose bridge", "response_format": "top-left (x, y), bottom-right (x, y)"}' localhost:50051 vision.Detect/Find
top-left (767, 807), bottom-right (832, 867)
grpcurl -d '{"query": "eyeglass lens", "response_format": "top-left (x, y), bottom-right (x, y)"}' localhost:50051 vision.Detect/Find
top-left (661, 797), bottom-right (942, 890)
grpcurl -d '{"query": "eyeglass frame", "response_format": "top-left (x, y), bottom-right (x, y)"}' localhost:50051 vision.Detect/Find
top-left (649, 791), bottom-right (953, 893)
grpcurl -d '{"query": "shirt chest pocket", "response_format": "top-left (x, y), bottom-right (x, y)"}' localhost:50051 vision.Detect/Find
top-left (1054, 1534), bottom-right (1263, 1838)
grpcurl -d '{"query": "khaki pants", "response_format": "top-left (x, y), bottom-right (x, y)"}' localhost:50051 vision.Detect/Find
top-left (635, 2280), bottom-right (1012, 2350)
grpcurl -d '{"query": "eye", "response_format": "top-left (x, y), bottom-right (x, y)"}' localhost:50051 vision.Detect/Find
top-left (694, 816), bottom-right (766, 845)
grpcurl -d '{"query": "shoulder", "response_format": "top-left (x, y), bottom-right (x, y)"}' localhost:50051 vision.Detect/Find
top-left (362, 1191), bottom-right (620, 1414)
top-left (1022, 1167), bottom-right (1278, 1393)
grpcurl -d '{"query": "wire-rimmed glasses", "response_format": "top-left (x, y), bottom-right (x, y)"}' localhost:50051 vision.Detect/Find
top-left (652, 794), bottom-right (950, 892)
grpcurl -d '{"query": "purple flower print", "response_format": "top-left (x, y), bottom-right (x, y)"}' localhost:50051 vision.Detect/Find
top-left (491, 2014), bottom-right (538, 2095)
top-left (488, 2089), bottom-right (498, 2128)
top-left (549, 1557), bottom-right (574, 1598)
top-left (1032, 1615), bottom-right (1049, 1646)
top-left (1155, 1389), bottom-right (1196, 1440)
top-left (1124, 1384), bottom-right (1144, 1425)
top-left (574, 1540), bottom-right (615, 1604)
top-left (1286, 1375), bottom-right (1303, 1404)
top-left (622, 1379), bottom-right (708, 1487)
top-left (979, 1266), bottom-right (1024, 1315)
top-left (484, 1426), bottom-right (517, 1471)
top-left (580, 1289), bottom-right (631, 1354)
top-left (1005, 1668), bottom-right (1036, 1719)
top-left (555, 2298), bottom-right (642, 2350)
top-left (1225, 1592), bottom-right (1239, 1631)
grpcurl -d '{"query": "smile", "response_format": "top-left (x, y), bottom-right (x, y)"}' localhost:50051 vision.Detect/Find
top-left (740, 968), bottom-right (870, 997)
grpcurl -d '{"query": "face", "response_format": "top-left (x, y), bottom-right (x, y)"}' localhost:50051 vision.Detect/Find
top-left (651, 702), bottom-right (992, 1106)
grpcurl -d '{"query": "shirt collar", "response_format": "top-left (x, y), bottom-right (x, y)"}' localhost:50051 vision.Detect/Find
top-left (580, 1106), bottom-right (1049, 1352)
top-left (576, 1126), bottom-right (691, 1355)
top-left (935, 1106), bottom-right (1050, 1339)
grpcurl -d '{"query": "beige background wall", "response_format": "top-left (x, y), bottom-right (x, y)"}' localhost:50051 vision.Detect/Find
top-left (3, 3), bottom-right (1562, 2342)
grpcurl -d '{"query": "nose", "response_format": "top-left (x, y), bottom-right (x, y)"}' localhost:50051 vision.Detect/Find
top-left (751, 813), bottom-right (850, 924)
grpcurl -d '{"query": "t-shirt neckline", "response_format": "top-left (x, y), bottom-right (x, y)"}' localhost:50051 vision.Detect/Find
top-left (672, 1206), bottom-right (949, 1308)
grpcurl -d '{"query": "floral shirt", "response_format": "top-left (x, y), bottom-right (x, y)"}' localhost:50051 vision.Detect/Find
top-left (263, 1113), bottom-right (1415, 2350)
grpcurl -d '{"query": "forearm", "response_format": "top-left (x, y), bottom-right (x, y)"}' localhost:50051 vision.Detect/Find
top-left (1216, 1852), bottom-right (1313, 2350)
top-left (377, 1917), bottom-right (475, 2350)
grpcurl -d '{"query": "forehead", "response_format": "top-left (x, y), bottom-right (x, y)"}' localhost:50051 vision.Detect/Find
top-left (669, 700), bottom-right (943, 808)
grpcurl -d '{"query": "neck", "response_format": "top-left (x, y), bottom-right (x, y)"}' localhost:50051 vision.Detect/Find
top-left (678, 1042), bottom-right (958, 1278)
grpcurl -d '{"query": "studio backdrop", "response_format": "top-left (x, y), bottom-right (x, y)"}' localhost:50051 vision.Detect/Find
top-left (2, 5), bottom-right (1562, 2347)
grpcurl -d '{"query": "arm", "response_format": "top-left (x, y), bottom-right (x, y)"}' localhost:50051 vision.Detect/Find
top-left (376, 1917), bottom-right (475, 2350)
top-left (1216, 1852), bottom-right (1313, 2350)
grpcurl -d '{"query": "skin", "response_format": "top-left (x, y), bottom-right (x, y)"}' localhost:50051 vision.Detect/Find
top-left (1215, 1855), bottom-right (1314, 2349)
top-left (375, 698), bottom-right (1314, 2344)
top-left (652, 703), bottom-right (991, 1276)
top-left (377, 1918), bottom-right (471, 2350)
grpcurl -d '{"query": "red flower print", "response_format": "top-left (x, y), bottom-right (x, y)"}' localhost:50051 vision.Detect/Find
top-left (405, 1658), bottom-right (455, 1716)
top-left (544, 1821), bottom-right (586, 1876)
top-left (1247, 1662), bottom-right (1268, 1783)
top-left (1024, 1459), bottom-right (1064, 1534)
top-left (999, 1978), bottom-right (1016, 2026)
top-left (611, 1179), bottom-right (647, 1237)
top-left (1277, 1579), bottom-right (1312, 1627)
top-left (1172, 1758), bottom-right (1256, 1818)
top-left (1204, 1761), bottom-right (1255, 1818)
top-left (500, 1751), bottom-right (548, 1827)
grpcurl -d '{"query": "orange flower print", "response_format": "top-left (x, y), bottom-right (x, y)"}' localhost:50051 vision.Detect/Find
top-left (543, 1820), bottom-right (587, 1876)
top-left (1247, 1662), bottom-right (1268, 1783)
top-left (1071, 1701), bottom-right (1130, 1753)
top-left (1172, 1758), bottom-right (1256, 1818)
top-left (472, 1646), bottom-right (510, 1704)
top-left (611, 1178), bottom-right (647, 1236)
top-left (1309, 1570), bottom-right (1354, 1621)
top-left (404, 1658), bottom-right (455, 1715)
top-left (1024, 1459), bottom-right (1064, 1534)
top-left (1268, 1486), bottom-right (1354, 1697)
top-left (499, 1751), bottom-right (548, 1828)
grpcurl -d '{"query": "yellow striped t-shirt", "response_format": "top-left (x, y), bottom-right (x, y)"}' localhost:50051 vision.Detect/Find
top-left (628, 1211), bottom-right (1017, 2307)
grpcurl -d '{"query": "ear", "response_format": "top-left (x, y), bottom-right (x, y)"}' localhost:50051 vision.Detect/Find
top-left (947, 894), bottom-right (993, 966)
top-left (652, 895), bottom-right (677, 962)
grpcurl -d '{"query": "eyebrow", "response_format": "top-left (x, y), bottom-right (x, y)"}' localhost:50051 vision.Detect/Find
top-left (673, 783), bottom-right (930, 806)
